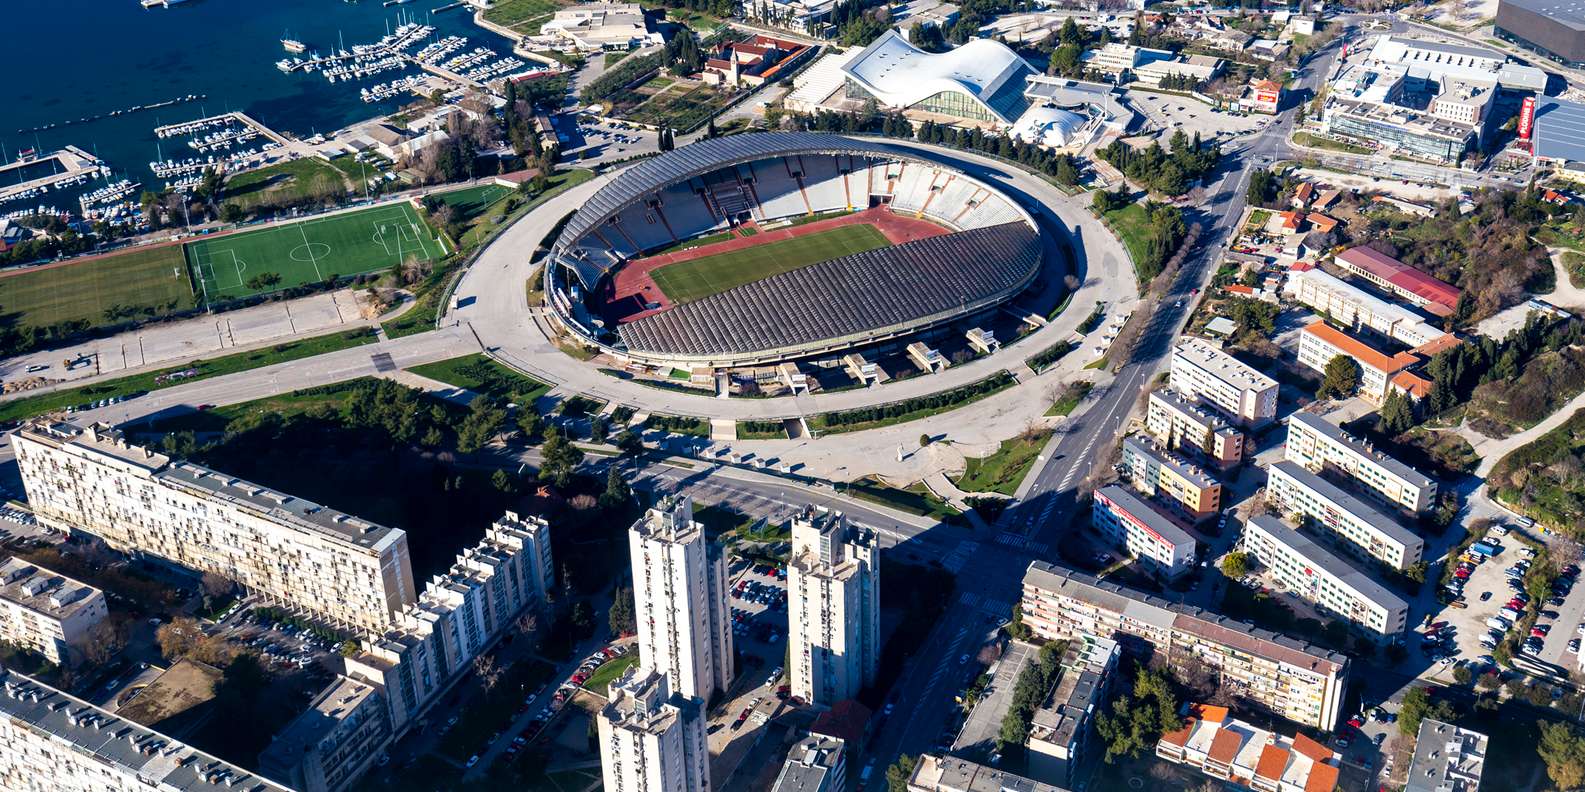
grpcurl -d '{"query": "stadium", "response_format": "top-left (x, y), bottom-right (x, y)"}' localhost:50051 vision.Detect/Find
top-left (544, 132), bottom-right (1046, 369)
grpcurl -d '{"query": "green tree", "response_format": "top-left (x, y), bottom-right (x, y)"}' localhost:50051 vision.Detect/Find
top-left (615, 429), bottom-right (644, 454)
top-left (1539, 721), bottom-right (1585, 791)
top-left (1452, 665), bottom-right (1474, 685)
top-left (608, 587), bottom-right (636, 636)
top-left (571, 600), bottom-right (595, 637)
top-left (456, 398), bottom-right (505, 453)
top-left (517, 410), bottom-right (545, 443)
top-left (1317, 355), bottom-right (1360, 400)
top-left (1095, 665), bottom-right (1180, 762)
top-left (219, 203), bottom-right (243, 223)
top-left (491, 467), bottom-right (518, 494)
top-left (539, 426), bottom-right (584, 488)
top-left (885, 755), bottom-right (917, 792)
top-left (1380, 388), bottom-right (1416, 435)
top-left (600, 466), bottom-right (632, 509)
top-left (1220, 551), bottom-right (1250, 578)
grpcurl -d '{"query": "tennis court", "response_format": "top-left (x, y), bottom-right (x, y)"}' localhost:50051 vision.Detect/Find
top-left (186, 202), bottom-right (443, 301)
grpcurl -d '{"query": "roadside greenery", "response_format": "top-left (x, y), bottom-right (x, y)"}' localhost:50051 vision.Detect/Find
top-left (811, 371), bottom-right (1016, 433)
top-left (996, 641), bottom-right (1065, 755)
top-left (1095, 129), bottom-right (1220, 197)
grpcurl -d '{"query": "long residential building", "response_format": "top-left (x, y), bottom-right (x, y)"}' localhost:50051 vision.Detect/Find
top-left (0, 557), bottom-right (107, 666)
top-left (1021, 561), bottom-right (1350, 730)
top-left (1296, 321), bottom-right (1439, 404)
top-left (1244, 516), bottom-right (1409, 641)
top-left (1120, 435), bottom-right (1222, 521)
top-left (0, 669), bottom-right (294, 792)
top-left (597, 666), bottom-right (711, 792)
top-left (629, 495), bottom-right (734, 702)
top-left (907, 754), bottom-right (1067, 791)
top-left (1169, 337), bottom-right (1279, 427)
top-left (1287, 267), bottom-right (1448, 347)
top-left (1093, 484), bottom-right (1197, 579)
top-left (1285, 411), bottom-right (1437, 514)
top-left (1156, 703), bottom-right (1342, 792)
top-left (789, 506), bottom-right (879, 707)
top-left (344, 512), bottom-right (554, 739)
top-left (12, 421), bottom-right (416, 632)
top-left (1144, 388), bottom-right (1245, 470)
top-left (1266, 461), bottom-right (1424, 570)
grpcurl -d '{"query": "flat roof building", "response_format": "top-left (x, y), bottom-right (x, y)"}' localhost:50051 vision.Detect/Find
top-left (0, 557), bottom-right (107, 666)
top-left (907, 753), bottom-right (1068, 791)
top-left (1021, 562), bottom-right (1350, 730)
top-left (259, 675), bottom-right (389, 792)
top-left (1027, 635), bottom-right (1120, 787)
top-left (1144, 388), bottom-right (1244, 471)
top-left (1120, 435), bottom-right (1222, 522)
top-left (1287, 267), bottom-right (1447, 348)
top-left (629, 495), bottom-right (734, 702)
top-left (1285, 411), bottom-right (1437, 514)
top-left (1266, 461), bottom-right (1424, 571)
top-left (0, 669), bottom-right (293, 792)
top-left (12, 421), bottom-right (415, 632)
top-left (538, 3), bottom-right (661, 52)
top-left (1156, 703), bottom-right (1342, 792)
top-left (598, 667), bottom-right (711, 792)
top-left (1497, 0), bottom-right (1585, 67)
top-left (1093, 484), bottom-right (1197, 580)
top-left (1245, 516), bottom-right (1409, 640)
top-left (1169, 337), bottom-right (1279, 428)
top-left (1532, 97), bottom-right (1585, 165)
top-left (771, 733), bottom-right (847, 792)
top-left (789, 507), bottom-right (879, 706)
top-left (1405, 719), bottom-right (1487, 792)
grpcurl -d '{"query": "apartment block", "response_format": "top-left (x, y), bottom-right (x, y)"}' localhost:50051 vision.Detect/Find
top-left (789, 506), bottom-right (879, 707)
top-left (1406, 719), bottom-right (1486, 792)
top-left (1156, 703), bottom-right (1342, 792)
top-left (1169, 337), bottom-right (1279, 427)
top-left (344, 512), bottom-right (553, 737)
top-left (1287, 267), bottom-right (1447, 347)
top-left (1297, 321), bottom-right (1437, 404)
top-left (1021, 562), bottom-right (1349, 730)
top-left (1244, 516), bottom-right (1409, 640)
top-left (12, 421), bottom-right (416, 632)
top-left (259, 675), bottom-right (390, 792)
top-left (1145, 388), bottom-right (1245, 470)
top-left (597, 666), bottom-right (711, 792)
top-left (1120, 435), bottom-right (1222, 522)
top-left (629, 495), bottom-right (734, 702)
top-left (908, 754), bottom-right (1066, 791)
top-left (1092, 485), bottom-right (1197, 579)
top-left (1266, 461), bottom-right (1425, 571)
top-left (1285, 411), bottom-right (1437, 514)
top-left (0, 557), bottom-right (107, 666)
top-left (0, 669), bottom-right (292, 792)
top-left (771, 733), bottom-right (846, 792)
top-left (1027, 635), bottom-right (1120, 787)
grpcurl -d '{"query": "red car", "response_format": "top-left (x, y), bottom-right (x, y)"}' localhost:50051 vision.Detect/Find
top-left (1347, 717), bottom-right (1364, 729)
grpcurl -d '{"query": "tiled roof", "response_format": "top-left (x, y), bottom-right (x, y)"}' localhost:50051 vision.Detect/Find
top-left (1305, 761), bottom-right (1340, 792)
top-left (1208, 727), bottom-right (1243, 764)
top-left (1256, 744), bottom-right (1290, 780)
top-left (1301, 321), bottom-right (1420, 374)
top-left (1336, 246), bottom-right (1460, 309)
top-left (1292, 732), bottom-right (1333, 762)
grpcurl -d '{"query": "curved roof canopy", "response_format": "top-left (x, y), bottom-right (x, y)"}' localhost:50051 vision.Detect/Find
top-left (1012, 106), bottom-right (1087, 147)
top-left (553, 132), bottom-right (908, 256)
top-left (841, 30), bottom-right (1036, 125)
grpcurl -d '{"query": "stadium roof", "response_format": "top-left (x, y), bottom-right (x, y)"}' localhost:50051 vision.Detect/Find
top-left (1502, 0), bottom-right (1585, 30)
top-left (841, 30), bottom-right (1036, 125)
top-left (618, 221), bottom-right (1039, 359)
top-left (553, 132), bottom-right (910, 260)
top-left (1534, 97), bottom-right (1585, 163)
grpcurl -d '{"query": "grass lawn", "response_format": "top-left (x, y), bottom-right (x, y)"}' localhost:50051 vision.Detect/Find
top-left (432, 183), bottom-right (515, 222)
top-left (324, 154), bottom-right (393, 185)
top-left (134, 378), bottom-right (383, 435)
top-left (221, 157), bottom-right (350, 211)
top-left (844, 477), bottom-right (963, 524)
top-left (0, 329), bottom-right (377, 423)
top-left (0, 244), bottom-right (195, 331)
top-left (583, 653), bottom-right (638, 695)
top-left (1047, 381), bottom-right (1092, 416)
top-left (481, 0), bottom-right (567, 29)
top-left (188, 202), bottom-right (441, 302)
top-left (955, 431), bottom-right (1051, 496)
top-left (1291, 131), bottom-right (1372, 155)
top-left (651, 224), bottom-right (890, 304)
top-left (1103, 203), bottom-right (1156, 284)
top-left (809, 372), bottom-right (1017, 435)
top-left (406, 353), bottom-right (552, 405)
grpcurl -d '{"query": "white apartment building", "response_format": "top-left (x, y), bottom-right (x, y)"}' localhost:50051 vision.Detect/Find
top-left (597, 666), bottom-right (711, 792)
top-left (1145, 389), bottom-right (1245, 470)
top-left (344, 512), bottom-right (553, 738)
top-left (629, 495), bottom-right (734, 702)
top-left (789, 507), bottom-right (879, 707)
top-left (1285, 411), bottom-right (1437, 514)
top-left (0, 669), bottom-right (293, 792)
top-left (1266, 461), bottom-right (1424, 571)
top-left (1026, 635), bottom-right (1120, 787)
top-left (1021, 562), bottom-right (1350, 730)
top-left (1287, 268), bottom-right (1447, 348)
top-left (1092, 484), bottom-right (1197, 579)
top-left (259, 675), bottom-right (390, 792)
top-left (1244, 516), bottom-right (1409, 641)
top-left (1406, 719), bottom-right (1487, 792)
top-left (13, 421), bottom-right (416, 632)
top-left (771, 733), bottom-right (847, 792)
top-left (1169, 337), bottom-right (1279, 427)
top-left (0, 558), bottom-right (107, 666)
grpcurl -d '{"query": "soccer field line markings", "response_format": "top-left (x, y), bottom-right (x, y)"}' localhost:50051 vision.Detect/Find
top-left (298, 223), bottom-right (324, 281)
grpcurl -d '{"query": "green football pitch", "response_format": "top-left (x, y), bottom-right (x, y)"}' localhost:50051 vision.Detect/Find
top-left (650, 224), bottom-right (891, 304)
top-left (186, 203), bottom-right (443, 302)
top-left (0, 244), bottom-right (195, 330)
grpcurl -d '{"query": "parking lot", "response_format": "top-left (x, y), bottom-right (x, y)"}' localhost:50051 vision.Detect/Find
top-left (706, 560), bottom-right (798, 783)
top-left (1124, 90), bottom-right (1268, 142)
top-left (1430, 527), bottom-right (1584, 674)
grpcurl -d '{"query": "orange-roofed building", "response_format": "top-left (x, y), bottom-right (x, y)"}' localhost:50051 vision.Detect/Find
top-left (1155, 704), bottom-right (1343, 792)
top-left (1298, 321), bottom-right (1437, 403)
top-left (1293, 182), bottom-right (1315, 208)
top-left (1291, 732), bottom-right (1332, 763)
top-left (1307, 213), bottom-right (1340, 234)
top-left (1225, 284), bottom-right (1256, 296)
top-left (1278, 210), bottom-right (1304, 232)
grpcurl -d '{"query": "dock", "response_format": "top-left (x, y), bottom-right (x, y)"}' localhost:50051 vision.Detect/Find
top-left (155, 111), bottom-right (292, 148)
top-left (0, 147), bottom-right (107, 203)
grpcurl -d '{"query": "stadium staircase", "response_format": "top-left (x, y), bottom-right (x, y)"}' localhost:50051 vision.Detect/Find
top-left (705, 180), bottom-right (753, 225)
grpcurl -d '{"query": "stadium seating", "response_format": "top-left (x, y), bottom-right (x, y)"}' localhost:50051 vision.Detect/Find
top-left (801, 156), bottom-right (847, 213)
top-left (748, 159), bottom-right (806, 220)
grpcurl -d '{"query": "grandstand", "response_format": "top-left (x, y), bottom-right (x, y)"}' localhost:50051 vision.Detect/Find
top-left (544, 132), bottom-right (1045, 368)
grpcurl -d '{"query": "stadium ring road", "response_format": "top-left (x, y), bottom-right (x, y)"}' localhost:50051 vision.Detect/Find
top-left (449, 132), bottom-right (1137, 425)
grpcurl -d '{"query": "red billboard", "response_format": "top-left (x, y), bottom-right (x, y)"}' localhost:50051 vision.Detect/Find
top-left (1520, 96), bottom-right (1536, 141)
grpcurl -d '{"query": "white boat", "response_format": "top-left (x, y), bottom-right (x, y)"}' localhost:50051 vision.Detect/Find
top-left (282, 38), bottom-right (307, 53)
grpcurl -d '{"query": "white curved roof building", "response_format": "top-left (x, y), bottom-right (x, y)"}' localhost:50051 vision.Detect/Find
top-left (840, 30), bottom-right (1036, 125)
top-left (1011, 105), bottom-right (1088, 147)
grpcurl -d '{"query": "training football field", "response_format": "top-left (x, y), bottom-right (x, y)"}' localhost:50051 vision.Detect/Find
top-left (650, 224), bottom-right (891, 304)
top-left (186, 202), bottom-right (443, 302)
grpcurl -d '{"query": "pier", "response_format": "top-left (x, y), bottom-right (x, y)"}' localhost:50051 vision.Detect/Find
top-left (0, 147), bottom-right (107, 203)
top-left (154, 111), bottom-right (292, 149)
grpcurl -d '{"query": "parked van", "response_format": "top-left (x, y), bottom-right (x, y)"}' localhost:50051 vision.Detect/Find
top-left (1502, 608), bottom-right (1522, 620)
top-left (1487, 616), bottom-right (1512, 630)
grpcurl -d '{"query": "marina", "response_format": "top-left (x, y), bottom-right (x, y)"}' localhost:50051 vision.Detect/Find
top-left (0, 147), bottom-right (109, 205)
top-left (13, 94), bottom-right (206, 136)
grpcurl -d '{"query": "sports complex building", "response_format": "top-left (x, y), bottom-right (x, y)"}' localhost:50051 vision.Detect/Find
top-left (544, 132), bottom-right (1048, 370)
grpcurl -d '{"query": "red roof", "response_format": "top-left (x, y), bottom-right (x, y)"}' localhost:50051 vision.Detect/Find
top-left (1225, 284), bottom-right (1255, 295)
top-left (1279, 210), bottom-right (1303, 230)
top-left (1336, 246), bottom-right (1460, 310)
top-left (1302, 321), bottom-right (1421, 375)
top-left (1161, 718), bottom-right (1197, 747)
top-left (1208, 727), bottom-right (1243, 764)
top-left (1255, 744), bottom-right (1290, 780)
top-left (1307, 213), bottom-right (1340, 233)
top-left (811, 699), bottom-right (872, 745)
top-left (1294, 182), bottom-right (1315, 205)
top-left (1305, 761), bottom-right (1340, 792)
top-left (1291, 732), bottom-right (1333, 763)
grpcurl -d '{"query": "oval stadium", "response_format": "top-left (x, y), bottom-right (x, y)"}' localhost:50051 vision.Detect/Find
top-left (544, 132), bottom-right (1046, 369)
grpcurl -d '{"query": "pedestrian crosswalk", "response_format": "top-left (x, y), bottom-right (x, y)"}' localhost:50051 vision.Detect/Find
top-left (995, 532), bottom-right (1049, 553)
top-left (957, 591), bottom-right (1010, 616)
top-left (941, 541), bottom-right (978, 573)
top-left (922, 626), bottom-right (970, 694)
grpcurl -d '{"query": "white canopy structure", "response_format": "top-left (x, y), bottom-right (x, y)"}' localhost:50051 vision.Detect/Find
top-left (840, 30), bottom-right (1036, 125)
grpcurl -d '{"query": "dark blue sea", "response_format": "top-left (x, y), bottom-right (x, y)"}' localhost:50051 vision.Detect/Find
top-left (0, 0), bottom-right (509, 208)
